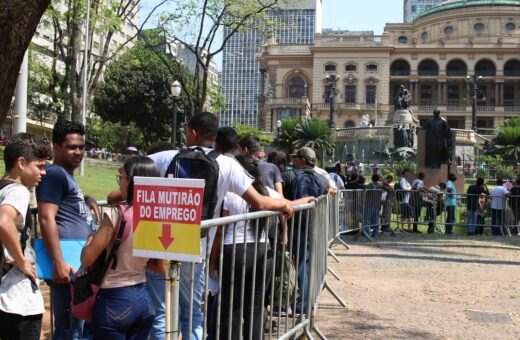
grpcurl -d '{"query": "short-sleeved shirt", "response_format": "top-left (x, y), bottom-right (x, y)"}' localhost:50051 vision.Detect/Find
top-left (101, 206), bottom-right (148, 289)
top-left (445, 180), bottom-right (457, 207)
top-left (258, 161), bottom-right (282, 190)
top-left (36, 164), bottom-right (95, 239)
top-left (149, 148), bottom-right (254, 256)
top-left (399, 177), bottom-right (412, 204)
top-left (0, 183), bottom-right (44, 316)
top-left (328, 172), bottom-right (345, 190)
top-left (491, 186), bottom-right (509, 210)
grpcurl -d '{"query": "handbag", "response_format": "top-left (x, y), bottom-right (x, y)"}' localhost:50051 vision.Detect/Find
top-left (71, 205), bottom-right (129, 321)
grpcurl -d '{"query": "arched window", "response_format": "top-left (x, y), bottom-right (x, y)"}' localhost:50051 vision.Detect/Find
top-left (418, 59), bottom-right (439, 76)
top-left (344, 120), bottom-right (356, 128)
top-left (287, 76), bottom-right (306, 98)
top-left (390, 59), bottom-right (410, 76)
top-left (446, 59), bottom-right (467, 76)
top-left (475, 59), bottom-right (496, 76)
top-left (504, 59), bottom-right (520, 76)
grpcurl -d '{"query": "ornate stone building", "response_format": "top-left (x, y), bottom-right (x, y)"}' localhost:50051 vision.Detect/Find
top-left (258, 0), bottom-right (520, 134)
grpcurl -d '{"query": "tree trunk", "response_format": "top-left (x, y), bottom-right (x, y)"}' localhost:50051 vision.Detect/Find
top-left (0, 0), bottom-right (52, 125)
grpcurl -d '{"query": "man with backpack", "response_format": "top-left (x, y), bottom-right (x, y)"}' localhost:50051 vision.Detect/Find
top-left (149, 112), bottom-right (293, 340)
top-left (0, 133), bottom-right (52, 339)
top-left (282, 147), bottom-right (329, 316)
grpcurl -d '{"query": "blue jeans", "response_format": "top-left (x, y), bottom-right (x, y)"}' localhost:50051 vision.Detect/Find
top-left (179, 261), bottom-right (204, 340)
top-left (145, 270), bottom-right (165, 340)
top-left (50, 283), bottom-right (90, 340)
top-left (92, 283), bottom-right (155, 340)
top-left (292, 226), bottom-right (309, 314)
top-left (466, 209), bottom-right (479, 235)
top-left (363, 209), bottom-right (380, 237)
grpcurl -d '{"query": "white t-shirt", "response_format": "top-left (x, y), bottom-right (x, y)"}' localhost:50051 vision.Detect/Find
top-left (314, 166), bottom-right (337, 190)
top-left (223, 188), bottom-right (280, 245)
top-left (399, 177), bottom-right (412, 203)
top-left (149, 148), bottom-right (254, 255)
top-left (0, 183), bottom-right (45, 316)
top-left (490, 186), bottom-right (509, 210)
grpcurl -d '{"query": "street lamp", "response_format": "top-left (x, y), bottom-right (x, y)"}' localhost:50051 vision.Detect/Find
top-left (466, 75), bottom-right (485, 132)
top-left (170, 80), bottom-right (182, 146)
top-left (324, 74), bottom-right (340, 128)
top-left (276, 119), bottom-right (282, 139)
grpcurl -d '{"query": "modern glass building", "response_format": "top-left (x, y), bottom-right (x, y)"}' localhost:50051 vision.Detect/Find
top-left (220, 0), bottom-right (321, 127)
top-left (404, 0), bottom-right (447, 23)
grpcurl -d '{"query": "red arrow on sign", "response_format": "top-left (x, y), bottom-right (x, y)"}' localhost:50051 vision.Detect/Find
top-left (158, 223), bottom-right (174, 249)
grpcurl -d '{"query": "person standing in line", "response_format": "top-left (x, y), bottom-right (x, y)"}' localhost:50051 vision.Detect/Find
top-left (466, 178), bottom-right (489, 235)
top-left (326, 166), bottom-right (345, 190)
top-left (397, 169), bottom-right (413, 232)
top-left (508, 177), bottom-right (520, 235)
top-left (36, 121), bottom-right (99, 340)
top-left (81, 157), bottom-right (164, 339)
top-left (0, 134), bottom-right (52, 340)
top-left (410, 172), bottom-right (426, 233)
top-left (490, 178), bottom-right (510, 236)
top-left (445, 173), bottom-right (458, 234)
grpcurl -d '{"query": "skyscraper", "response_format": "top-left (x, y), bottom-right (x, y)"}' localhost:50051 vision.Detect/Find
top-left (220, 0), bottom-right (322, 127)
top-left (404, 0), bottom-right (447, 23)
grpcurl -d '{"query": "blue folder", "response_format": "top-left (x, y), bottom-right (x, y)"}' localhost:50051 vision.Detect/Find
top-left (34, 239), bottom-right (85, 279)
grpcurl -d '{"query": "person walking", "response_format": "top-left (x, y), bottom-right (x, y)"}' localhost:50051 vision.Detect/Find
top-left (36, 121), bottom-right (99, 339)
top-left (0, 134), bottom-right (52, 340)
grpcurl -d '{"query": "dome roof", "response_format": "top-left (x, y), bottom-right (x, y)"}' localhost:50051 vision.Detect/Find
top-left (414, 0), bottom-right (520, 22)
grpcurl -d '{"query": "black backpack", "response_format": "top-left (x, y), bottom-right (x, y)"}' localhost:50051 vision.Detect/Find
top-left (293, 169), bottom-right (325, 199)
top-left (165, 147), bottom-right (220, 225)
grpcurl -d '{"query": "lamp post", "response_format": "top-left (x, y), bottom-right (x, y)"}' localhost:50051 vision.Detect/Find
top-left (466, 74), bottom-right (485, 132)
top-left (325, 74), bottom-right (340, 128)
top-left (276, 119), bottom-right (282, 140)
top-left (170, 80), bottom-right (182, 147)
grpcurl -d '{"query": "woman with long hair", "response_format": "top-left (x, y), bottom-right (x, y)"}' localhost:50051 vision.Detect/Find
top-left (80, 156), bottom-right (163, 339)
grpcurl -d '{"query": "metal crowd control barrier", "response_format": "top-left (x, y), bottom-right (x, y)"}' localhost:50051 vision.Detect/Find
top-left (326, 193), bottom-right (350, 282)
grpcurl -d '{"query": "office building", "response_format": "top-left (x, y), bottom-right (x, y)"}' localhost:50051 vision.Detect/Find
top-left (404, 0), bottom-right (447, 23)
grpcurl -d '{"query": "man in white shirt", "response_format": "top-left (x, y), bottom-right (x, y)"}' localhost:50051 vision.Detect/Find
top-left (149, 112), bottom-right (292, 340)
top-left (490, 178), bottom-right (510, 235)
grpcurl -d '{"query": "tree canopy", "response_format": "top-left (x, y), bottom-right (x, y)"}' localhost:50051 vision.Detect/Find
top-left (492, 117), bottom-right (520, 161)
top-left (273, 118), bottom-right (335, 155)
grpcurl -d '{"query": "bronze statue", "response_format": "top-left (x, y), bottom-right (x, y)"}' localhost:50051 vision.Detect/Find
top-left (394, 85), bottom-right (411, 110)
top-left (422, 110), bottom-right (453, 168)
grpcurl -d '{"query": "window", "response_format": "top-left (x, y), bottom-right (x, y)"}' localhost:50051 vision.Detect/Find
top-left (288, 76), bottom-right (306, 98)
top-left (345, 64), bottom-right (357, 72)
top-left (324, 85), bottom-right (333, 104)
top-left (474, 23), bottom-right (485, 33)
top-left (444, 26), bottom-right (454, 36)
top-left (447, 85), bottom-right (459, 104)
top-left (398, 36), bottom-right (408, 44)
top-left (345, 86), bottom-right (356, 104)
top-left (324, 64), bottom-right (336, 72)
top-left (504, 85), bottom-right (515, 105)
top-left (420, 85), bottom-right (432, 105)
top-left (411, 5), bottom-right (417, 13)
top-left (366, 64), bottom-right (378, 72)
top-left (506, 22), bottom-right (516, 32)
top-left (421, 31), bottom-right (428, 41)
top-left (366, 85), bottom-right (376, 104)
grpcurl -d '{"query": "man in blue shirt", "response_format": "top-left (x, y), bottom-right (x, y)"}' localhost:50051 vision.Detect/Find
top-left (445, 173), bottom-right (458, 234)
top-left (37, 121), bottom-right (99, 340)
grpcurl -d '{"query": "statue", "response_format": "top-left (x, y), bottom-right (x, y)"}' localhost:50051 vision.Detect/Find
top-left (422, 110), bottom-right (453, 168)
top-left (394, 85), bottom-right (411, 110)
top-left (360, 114), bottom-right (371, 127)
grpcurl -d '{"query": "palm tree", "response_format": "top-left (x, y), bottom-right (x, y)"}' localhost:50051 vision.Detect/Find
top-left (273, 118), bottom-right (335, 156)
top-left (493, 125), bottom-right (520, 160)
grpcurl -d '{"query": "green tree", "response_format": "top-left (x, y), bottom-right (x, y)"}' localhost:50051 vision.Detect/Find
top-left (93, 42), bottom-right (193, 147)
top-left (141, 0), bottom-right (297, 117)
top-left (87, 116), bottom-right (145, 153)
top-left (233, 122), bottom-right (272, 146)
top-left (493, 117), bottom-right (520, 160)
top-left (273, 118), bottom-right (335, 155)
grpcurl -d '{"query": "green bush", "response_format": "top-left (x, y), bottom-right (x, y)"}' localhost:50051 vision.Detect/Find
top-left (495, 164), bottom-right (516, 180)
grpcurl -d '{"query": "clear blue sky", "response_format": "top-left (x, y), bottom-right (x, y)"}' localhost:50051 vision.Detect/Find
top-left (322, 0), bottom-right (403, 34)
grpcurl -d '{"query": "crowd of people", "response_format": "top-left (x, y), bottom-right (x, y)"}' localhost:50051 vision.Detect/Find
top-left (0, 114), bottom-right (340, 340)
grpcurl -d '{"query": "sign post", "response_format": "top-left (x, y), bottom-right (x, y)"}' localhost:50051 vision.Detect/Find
top-left (133, 176), bottom-right (205, 339)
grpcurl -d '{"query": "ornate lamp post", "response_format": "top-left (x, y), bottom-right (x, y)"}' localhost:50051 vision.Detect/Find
top-left (325, 74), bottom-right (340, 128)
top-left (170, 80), bottom-right (182, 146)
top-left (276, 119), bottom-right (282, 139)
top-left (466, 75), bottom-right (485, 132)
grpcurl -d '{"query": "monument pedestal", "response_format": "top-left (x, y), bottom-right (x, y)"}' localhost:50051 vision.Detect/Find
top-left (417, 130), bottom-right (464, 193)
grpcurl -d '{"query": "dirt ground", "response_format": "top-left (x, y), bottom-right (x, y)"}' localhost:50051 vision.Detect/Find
top-left (314, 233), bottom-right (520, 340)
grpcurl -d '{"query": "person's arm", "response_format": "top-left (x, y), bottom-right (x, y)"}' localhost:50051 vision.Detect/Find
top-left (209, 210), bottom-right (228, 276)
top-left (84, 195), bottom-right (100, 224)
top-left (274, 182), bottom-right (284, 197)
top-left (287, 196), bottom-right (318, 206)
top-left (0, 205), bottom-right (36, 281)
top-left (80, 214), bottom-right (115, 267)
top-left (39, 202), bottom-right (76, 283)
top-left (241, 185), bottom-right (293, 219)
top-left (107, 189), bottom-right (123, 205)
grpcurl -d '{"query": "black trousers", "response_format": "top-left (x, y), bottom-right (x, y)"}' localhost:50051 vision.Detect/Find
top-left (220, 242), bottom-right (272, 340)
top-left (0, 311), bottom-right (42, 340)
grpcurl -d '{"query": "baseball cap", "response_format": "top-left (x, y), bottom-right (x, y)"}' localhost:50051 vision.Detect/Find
top-left (291, 147), bottom-right (316, 162)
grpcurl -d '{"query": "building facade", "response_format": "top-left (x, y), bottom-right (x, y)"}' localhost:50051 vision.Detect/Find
top-left (220, 0), bottom-right (322, 128)
top-left (259, 0), bottom-right (520, 134)
top-left (404, 0), bottom-right (447, 23)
